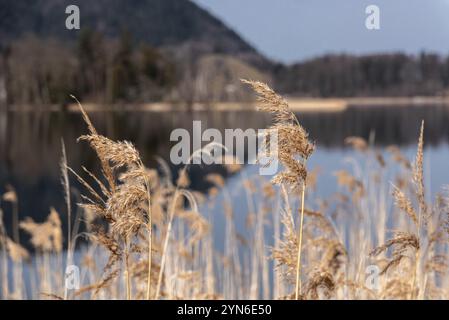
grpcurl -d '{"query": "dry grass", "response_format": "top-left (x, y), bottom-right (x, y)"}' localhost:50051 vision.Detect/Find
top-left (1, 83), bottom-right (449, 300)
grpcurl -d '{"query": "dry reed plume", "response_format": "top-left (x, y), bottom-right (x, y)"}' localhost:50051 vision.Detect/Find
top-left (242, 79), bottom-right (314, 299)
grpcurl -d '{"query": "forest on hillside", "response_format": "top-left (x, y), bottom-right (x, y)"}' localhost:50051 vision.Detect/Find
top-left (2, 34), bottom-right (449, 106)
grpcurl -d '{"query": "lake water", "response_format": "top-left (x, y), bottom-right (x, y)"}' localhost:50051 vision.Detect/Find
top-left (1, 104), bottom-right (449, 246)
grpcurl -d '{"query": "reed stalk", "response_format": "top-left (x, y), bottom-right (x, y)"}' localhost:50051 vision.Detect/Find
top-left (295, 180), bottom-right (306, 300)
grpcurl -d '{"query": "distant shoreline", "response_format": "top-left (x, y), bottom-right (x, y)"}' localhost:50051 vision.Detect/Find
top-left (4, 96), bottom-right (449, 113)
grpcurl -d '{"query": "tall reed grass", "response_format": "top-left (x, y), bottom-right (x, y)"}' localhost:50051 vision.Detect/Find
top-left (1, 82), bottom-right (448, 300)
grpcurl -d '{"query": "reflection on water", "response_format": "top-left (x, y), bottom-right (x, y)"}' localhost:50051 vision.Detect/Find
top-left (1, 104), bottom-right (449, 240)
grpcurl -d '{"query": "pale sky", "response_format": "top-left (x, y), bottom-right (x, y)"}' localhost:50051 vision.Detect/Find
top-left (193, 0), bottom-right (449, 63)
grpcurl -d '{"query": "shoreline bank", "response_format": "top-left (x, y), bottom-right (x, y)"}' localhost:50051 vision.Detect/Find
top-left (5, 96), bottom-right (449, 113)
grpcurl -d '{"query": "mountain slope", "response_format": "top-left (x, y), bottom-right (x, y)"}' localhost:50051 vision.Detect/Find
top-left (0, 0), bottom-right (268, 67)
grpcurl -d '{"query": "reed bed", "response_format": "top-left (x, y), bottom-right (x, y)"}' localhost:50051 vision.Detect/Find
top-left (1, 81), bottom-right (449, 300)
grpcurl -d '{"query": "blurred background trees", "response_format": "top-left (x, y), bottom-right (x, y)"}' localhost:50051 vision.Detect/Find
top-left (3, 33), bottom-right (449, 106)
top-left (2, 31), bottom-right (177, 106)
top-left (275, 53), bottom-right (449, 97)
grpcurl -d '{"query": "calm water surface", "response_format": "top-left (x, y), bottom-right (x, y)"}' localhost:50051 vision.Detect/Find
top-left (1, 104), bottom-right (449, 244)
